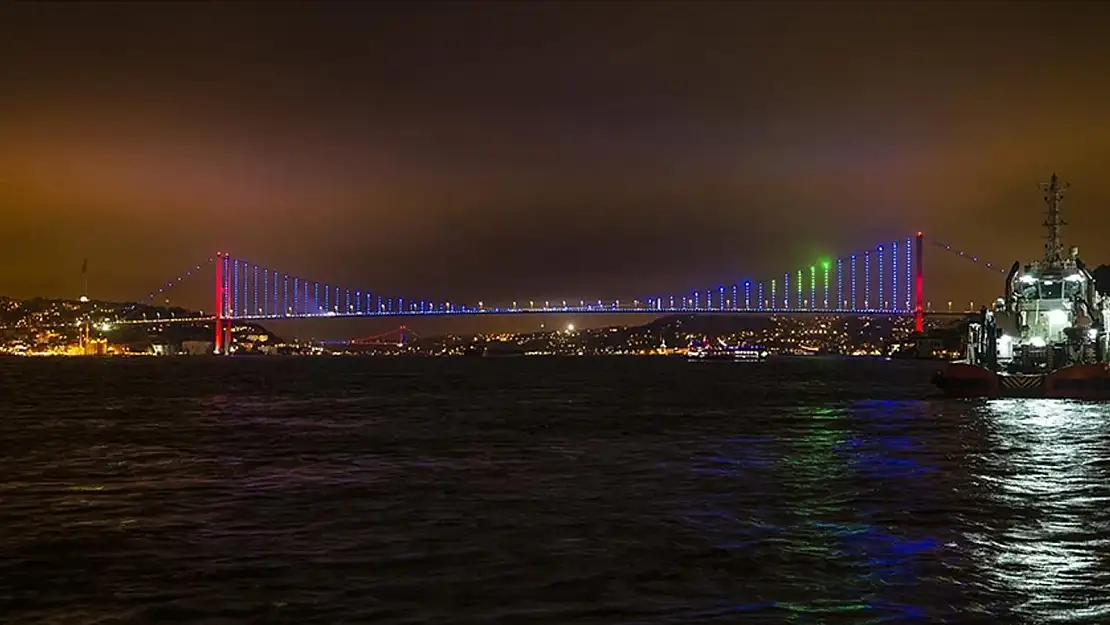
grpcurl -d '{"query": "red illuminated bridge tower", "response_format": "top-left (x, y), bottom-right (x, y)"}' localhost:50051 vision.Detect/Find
top-left (915, 232), bottom-right (924, 333)
top-left (214, 252), bottom-right (231, 353)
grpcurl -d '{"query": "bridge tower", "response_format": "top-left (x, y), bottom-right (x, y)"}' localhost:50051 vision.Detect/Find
top-left (914, 232), bottom-right (924, 333)
top-left (214, 253), bottom-right (232, 354)
top-left (215, 253), bottom-right (224, 354)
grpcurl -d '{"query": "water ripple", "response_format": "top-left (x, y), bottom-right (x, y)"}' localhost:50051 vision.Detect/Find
top-left (3, 356), bottom-right (1110, 623)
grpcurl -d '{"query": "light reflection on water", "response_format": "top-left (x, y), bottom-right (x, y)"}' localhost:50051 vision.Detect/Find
top-left (673, 401), bottom-right (954, 622)
top-left (670, 396), bottom-right (1110, 623)
top-left (968, 399), bottom-right (1110, 623)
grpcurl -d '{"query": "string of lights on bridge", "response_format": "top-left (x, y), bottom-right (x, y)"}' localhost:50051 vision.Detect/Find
top-left (348, 325), bottom-right (416, 346)
top-left (207, 237), bottom-right (924, 320)
top-left (929, 239), bottom-right (1009, 275)
top-left (145, 257), bottom-right (216, 302)
top-left (131, 233), bottom-right (1000, 326)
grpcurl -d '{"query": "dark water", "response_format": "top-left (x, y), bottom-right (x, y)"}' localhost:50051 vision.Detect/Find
top-left (4, 356), bottom-right (1110, 624)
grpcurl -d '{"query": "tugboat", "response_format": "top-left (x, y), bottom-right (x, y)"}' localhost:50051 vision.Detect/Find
top-left (933, 174), bottom-right (1110, 399)
top-left (687, 337), bottom-right (769, 362)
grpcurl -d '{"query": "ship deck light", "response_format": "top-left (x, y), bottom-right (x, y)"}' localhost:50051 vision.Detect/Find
top-left (1046, 309), bottom-right (1069, 326)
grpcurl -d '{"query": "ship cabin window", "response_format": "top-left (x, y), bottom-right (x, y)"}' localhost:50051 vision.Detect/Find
top-left (1017, 278), bottom-right (1080, 301)
top-left (1040, 281), bottom-right (1063, 300)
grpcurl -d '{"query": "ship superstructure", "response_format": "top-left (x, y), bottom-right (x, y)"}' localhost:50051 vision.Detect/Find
top-left (935, 174), bottom-right (1110, 397)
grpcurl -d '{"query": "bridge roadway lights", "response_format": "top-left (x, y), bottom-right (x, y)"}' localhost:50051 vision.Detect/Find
top-left (152, 308), bottom-right (956, 324)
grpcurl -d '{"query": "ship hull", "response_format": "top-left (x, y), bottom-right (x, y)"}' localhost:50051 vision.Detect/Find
top-left (933, 362), bottom-right (1110, 399)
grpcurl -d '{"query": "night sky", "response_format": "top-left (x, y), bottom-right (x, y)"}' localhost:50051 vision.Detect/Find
top-left (3, 1), bottom-right (1110, 332)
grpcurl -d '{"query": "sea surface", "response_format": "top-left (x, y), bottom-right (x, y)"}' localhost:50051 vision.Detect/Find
top-left (3, 356), bottom-right (1110, 624)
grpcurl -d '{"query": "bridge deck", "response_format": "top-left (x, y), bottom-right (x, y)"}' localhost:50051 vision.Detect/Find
top-left (109, 309), bottom-right (973, 325)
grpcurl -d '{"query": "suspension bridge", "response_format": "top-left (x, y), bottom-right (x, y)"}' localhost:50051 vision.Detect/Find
top-left (123, 232), bottom-right (1006, 352)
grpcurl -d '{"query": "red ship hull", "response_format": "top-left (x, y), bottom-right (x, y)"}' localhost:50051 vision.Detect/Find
top-left (933, 362), bottom-right (1110, 399)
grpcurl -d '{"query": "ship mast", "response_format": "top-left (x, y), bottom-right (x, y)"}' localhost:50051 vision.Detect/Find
top-left (1041, 173), bottom-right (1069, 266)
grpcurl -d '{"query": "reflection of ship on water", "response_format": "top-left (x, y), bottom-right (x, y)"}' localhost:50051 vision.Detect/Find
top-left (965, 400), bottom-right (1110, 621)
top-left (686, 337), bottom-right (768, 362)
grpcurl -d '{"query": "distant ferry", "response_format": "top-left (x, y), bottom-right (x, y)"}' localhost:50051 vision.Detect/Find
top-left (686, 338), bottom-right (768, 362)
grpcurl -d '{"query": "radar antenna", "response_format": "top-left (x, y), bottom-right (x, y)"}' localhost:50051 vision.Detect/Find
top-left (1040, 173), bottom-right (1069, 266)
